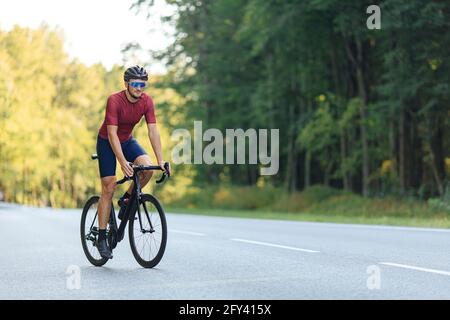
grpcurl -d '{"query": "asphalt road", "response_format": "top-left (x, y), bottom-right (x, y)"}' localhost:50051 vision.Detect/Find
top-left (0, 202), bottom-right (449, 300)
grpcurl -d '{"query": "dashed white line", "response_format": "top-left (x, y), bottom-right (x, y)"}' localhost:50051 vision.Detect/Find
top-left (380, 262), bottom-right (450, 277)
top-left (231, 238), bottom-right (320, 253)
top-left (169, 229), bottom-right (207, 236)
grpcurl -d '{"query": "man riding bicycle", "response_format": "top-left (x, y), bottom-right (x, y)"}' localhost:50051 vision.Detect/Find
top-left (95, 65), bottom-right (168, 260)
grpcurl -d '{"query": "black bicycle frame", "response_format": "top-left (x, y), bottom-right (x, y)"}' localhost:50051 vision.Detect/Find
top-left (113, 164), bottom-right (168, 242)
top-left (114, 173), bottom-right (141, 242)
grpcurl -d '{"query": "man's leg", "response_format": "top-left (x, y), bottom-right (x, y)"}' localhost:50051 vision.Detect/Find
top-left (98, 176), bottom-right (116, 229)
top-left (95, 176), bottom-right (116, 259)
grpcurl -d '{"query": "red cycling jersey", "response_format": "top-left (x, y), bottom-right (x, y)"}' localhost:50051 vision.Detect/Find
top-left (98, 90), bottom-right (156, 142)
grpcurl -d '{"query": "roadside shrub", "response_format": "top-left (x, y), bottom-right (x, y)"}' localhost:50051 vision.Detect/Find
top-left (213, 185), bottom-right (281, 210)
top-left (166, 183), bottom-right (450, 222)
top-left (300, 185), bottom-right (348, 204)
top-left (428, 198), bottom-right (450, 214)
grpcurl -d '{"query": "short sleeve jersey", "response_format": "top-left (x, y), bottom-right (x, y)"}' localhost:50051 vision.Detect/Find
top-left (98, 90), bottom-right (156, 142)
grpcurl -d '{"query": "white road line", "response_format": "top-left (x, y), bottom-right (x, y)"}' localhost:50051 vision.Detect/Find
top-left (231, 238), bottom-right (320, 253)
top-left (169, 229), bottom-right (207, 236)
top-left (380, 262), bottom-right (450, 277)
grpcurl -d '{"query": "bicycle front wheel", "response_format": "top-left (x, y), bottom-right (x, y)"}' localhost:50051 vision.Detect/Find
top-left (129, 194), bottom-right (167, 268)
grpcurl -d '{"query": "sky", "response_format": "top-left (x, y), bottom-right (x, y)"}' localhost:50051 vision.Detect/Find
top-left (0, 0), bottom-right (175, 73)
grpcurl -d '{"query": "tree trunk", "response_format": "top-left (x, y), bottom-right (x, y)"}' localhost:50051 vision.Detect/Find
top-left (324, 171), bottom-right (330, 186)
top-left (331, 41), bottom-right (350, 191)
top-left (399, 109), bottom-right (406, 195)
top-left (411, 114), bottom-right (422, 190)
top-left (389, 118), bottom-right (397, 176)
top-left (356, 72), bottom-right (370, 197)
top-left (340, 128), bottom-right (350, 190)
top-left (399, 108), bottom-right (413, 195)
top-left (304, 151), bottom-right (311, 189)
top-left (285, 102), bottom-right (295, 192)
top-left (429, 118), bottom-right (445, 196)
top-left (345, 34), bottom-right (370, 197)
top-left (429, 150), bottom-right (444, 197)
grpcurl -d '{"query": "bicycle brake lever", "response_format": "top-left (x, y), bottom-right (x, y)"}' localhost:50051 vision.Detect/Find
top-left (164, 162), bottom-right (171, 177)
top-left (117, 176), bottom-right (131, 185)
top-left (155, 173), bottom-right (166, 184)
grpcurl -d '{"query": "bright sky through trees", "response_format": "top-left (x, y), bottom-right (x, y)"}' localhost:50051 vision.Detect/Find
top-left (0, 0), bottom-right (174, 72)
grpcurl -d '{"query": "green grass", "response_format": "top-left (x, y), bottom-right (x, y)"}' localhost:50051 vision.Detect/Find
top-left (162, 185), bottom-right (450, 229)
top-left (165, 206), bottom-right (450, 228)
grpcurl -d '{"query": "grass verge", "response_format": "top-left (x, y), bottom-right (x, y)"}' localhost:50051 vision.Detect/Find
top-left (165, 206), bottom-right (450, 228)
top-left (163, 185), bottom-right (450, 229)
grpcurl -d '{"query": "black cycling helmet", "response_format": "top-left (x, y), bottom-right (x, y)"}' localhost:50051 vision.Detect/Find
top-left (124, 65), bottom-right (148, 82)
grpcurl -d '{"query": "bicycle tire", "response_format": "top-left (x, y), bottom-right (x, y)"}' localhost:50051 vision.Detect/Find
top-left (128, 194), bottom-right (167, 268)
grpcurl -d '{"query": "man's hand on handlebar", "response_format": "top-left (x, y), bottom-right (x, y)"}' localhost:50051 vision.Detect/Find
top-left (159, 161), bottom-right (171, 177)
top-left (116, 162), bottom-right (171, 185)
top-left (120, 161), bottom-right (134, 177)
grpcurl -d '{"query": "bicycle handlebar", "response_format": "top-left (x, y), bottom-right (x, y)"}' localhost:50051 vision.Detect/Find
top-left (116, 162), bottom-right (171, 185)
top-left (91, 154), bottom-right (171, 185)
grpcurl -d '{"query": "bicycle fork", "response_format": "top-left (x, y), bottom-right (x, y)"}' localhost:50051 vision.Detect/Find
top-left (132, 175), bottom-right (156, 234)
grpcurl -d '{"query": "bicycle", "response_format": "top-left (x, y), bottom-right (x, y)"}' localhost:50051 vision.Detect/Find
top-left (81, 154), bottom-right (170, 268)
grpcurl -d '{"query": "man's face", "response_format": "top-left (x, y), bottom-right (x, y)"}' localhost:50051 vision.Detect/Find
top-left (126, 79), bottom-right (147, 98)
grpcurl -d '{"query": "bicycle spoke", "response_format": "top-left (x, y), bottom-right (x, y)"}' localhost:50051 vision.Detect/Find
top-left (128, 195), bottom-right (167, 268)
top-left (135, 205), bottom-right (159, 261)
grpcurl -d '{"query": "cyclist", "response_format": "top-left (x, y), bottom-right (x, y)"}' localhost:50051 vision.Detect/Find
top-left (95, 65), bottom-right (168, 260)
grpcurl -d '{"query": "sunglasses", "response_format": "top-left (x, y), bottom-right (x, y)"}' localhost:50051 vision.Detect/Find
top-left (129, 82), bottom-right (146, 89)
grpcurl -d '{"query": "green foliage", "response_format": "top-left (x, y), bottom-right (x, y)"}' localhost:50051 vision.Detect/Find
top-left (135, 0), bottom-right (449, 200)
top-left (428, 198), bottom-right (450, 214)
top-left (2, 0), bottom-right (450, 210)
top-left (168, 184), bottom-right (450, 223)
top-left (428, 185), bottom-right (450, 214)
top-left (0, 25), bottom-right (188, 208)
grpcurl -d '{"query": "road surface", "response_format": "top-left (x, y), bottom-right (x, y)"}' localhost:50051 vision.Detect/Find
top-left (0, 202), bottom-right (449, 299)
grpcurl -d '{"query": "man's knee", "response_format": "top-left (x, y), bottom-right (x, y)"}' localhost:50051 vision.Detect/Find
top-left (142, 170), bottom-right (153, 180)
top-left (134, 155), bottom-right (153, 180)
top-left (101, 178), bottom-right (117, 197)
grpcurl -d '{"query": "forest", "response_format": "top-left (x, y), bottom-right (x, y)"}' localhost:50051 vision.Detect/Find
top-left (0, 0), bottom-right (449, 217)
top-left (135, 0), bottom-right (450, 199)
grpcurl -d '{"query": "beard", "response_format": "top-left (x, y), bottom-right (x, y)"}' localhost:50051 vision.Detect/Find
top-left (127, 85), bottom-right (142, 99)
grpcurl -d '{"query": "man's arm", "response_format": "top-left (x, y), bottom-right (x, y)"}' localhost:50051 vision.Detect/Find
top-left (147, 123), bottom-right (164, 168)
top-left (107, 125), bottom-right (134, 177)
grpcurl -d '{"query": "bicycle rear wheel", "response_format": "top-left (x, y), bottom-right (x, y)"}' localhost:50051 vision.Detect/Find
top-left (80, 196), bottom-right (108, 267)
top-left (129, 194), bottom-right (167, 268)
